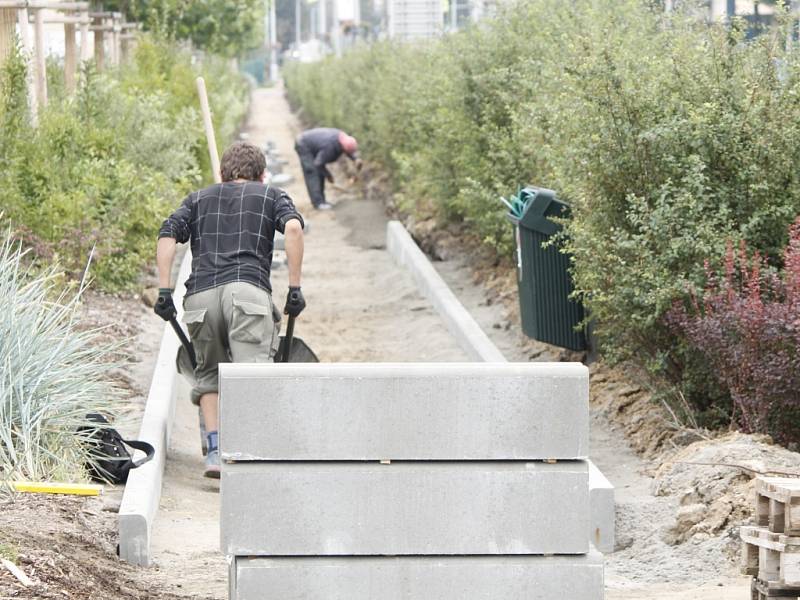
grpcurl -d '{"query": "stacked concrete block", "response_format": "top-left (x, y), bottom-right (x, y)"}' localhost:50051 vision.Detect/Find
top-left (220, 363), bottom-right (604, 599)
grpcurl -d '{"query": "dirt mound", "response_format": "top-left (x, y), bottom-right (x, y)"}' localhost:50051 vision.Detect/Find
top-left (0, 494), bottom-right (204, 600)
top-left (653, 432), bottom-right (800, 546)
top-left (589, 363), bottom-right (696, 458)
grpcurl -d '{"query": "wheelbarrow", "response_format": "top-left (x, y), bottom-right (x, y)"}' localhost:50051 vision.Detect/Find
top-left (171, 314), bottom-right (318, 455)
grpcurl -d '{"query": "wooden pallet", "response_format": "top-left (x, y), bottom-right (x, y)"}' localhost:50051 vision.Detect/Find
top-left (752, 577), bottom-right (800, 599)
top-left (742, 526), bottom-right (800, 586)
top-left (756, 478), bottom-right (800, 535)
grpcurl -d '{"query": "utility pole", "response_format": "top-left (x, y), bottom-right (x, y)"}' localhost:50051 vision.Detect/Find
top-left (664, 0), bottom-right (673, 12)
top-left (450, 0), bottom-right (456, 30)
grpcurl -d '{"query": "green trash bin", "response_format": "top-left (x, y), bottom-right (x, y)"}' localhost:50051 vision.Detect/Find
top-left (507, 186), bottom-right (586, 351)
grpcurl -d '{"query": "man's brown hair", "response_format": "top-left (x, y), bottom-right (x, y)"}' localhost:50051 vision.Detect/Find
top-left (220, 142), bottom-right (267, 182)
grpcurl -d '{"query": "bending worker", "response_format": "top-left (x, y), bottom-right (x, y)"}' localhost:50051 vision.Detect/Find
top-left (294, 127), bottom-right (362, 210)
top-left (153, 141), bottom-right (306, 478)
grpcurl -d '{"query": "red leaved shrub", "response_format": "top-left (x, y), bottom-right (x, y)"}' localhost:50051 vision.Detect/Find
top-left (666, 217), bottom-right (800, 444)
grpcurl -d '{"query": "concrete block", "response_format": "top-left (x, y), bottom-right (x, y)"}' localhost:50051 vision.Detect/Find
top-left (386, 220), bottom-right (506, 362)
top-left (221, 461), bottom-right (589, 556)
top-left (384, 219), bottom-right (616, 555)
top-left (118, 250), bottom-right (191, 566)
top-left (588, 460), bottom-right (615, 554)
top-left (219, 362), bottom-right (589, 461)
top-left (231, 553), bottom-right (605, 600)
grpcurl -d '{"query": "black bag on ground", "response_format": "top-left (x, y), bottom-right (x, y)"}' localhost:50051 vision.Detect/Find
top-left (81, 413), bottom-right (155, 484)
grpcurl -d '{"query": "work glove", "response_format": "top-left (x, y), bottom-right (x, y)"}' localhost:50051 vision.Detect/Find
top-left (154, 288), bottom-right (177, 321)
top-left (284, 286), bottom-right (306, 318)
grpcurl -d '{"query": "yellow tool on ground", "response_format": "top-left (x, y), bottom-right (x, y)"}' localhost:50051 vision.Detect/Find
top-left (10, 481), bottom-right (103, 496)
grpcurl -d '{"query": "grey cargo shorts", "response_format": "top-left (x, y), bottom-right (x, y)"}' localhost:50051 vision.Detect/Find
top-left (176, 281), bottom-right (281, 405)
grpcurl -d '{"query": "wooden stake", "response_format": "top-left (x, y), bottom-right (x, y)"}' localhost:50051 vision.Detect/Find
top-left (93, 16), bottom-right (104, 70)
top-left (196, 76), bottom-right (222, 183)
top-left (17, 7), bottom-right (37, 124)
top-left (64, 22), bottom-right (76, 93)
top-left (33, 8), bottom-right (47, 108)
top-left (79, 18), bottom-right (91, 62)
top-left (0, 8), bottom-right (15, 65)
top-left (112, 15), bottom-right (121, 65)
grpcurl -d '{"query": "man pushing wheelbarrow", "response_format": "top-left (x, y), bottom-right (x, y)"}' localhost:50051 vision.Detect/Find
top-left (152, 141), bottom-right (307, 478)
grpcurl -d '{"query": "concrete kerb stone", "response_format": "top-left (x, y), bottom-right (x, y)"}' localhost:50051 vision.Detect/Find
top-left (589, 461), bottom-right (615, 553)
top-left (221, 461), bottom-right (590, 556)
top-left (385, 220), bottom-right (616, 554)
top-left (386, 221), bottom-right (506, 363)
top-left (118, 251), bottom-right (191, 567)
top-left (230, 552), bottom-right (605, 600)
top-left (219, 362), bottom-right (590, 461)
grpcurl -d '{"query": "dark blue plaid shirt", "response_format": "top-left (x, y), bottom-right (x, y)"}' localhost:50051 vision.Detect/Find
top-left (158, 181), bottom-right (303, 297)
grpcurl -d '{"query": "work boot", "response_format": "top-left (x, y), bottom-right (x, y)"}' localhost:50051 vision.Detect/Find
top-left (204, 431), bottom-right (220, 479)
top-left (204, 449), bottom-right (221, 479)
top-left (315, 202), bottom-right (333, 211)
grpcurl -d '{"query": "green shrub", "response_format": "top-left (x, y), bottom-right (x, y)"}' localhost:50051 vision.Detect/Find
top-left (666, 220), bottom-right (800, 443)
top-left (285, 0), bottom-right (800, 423)
top-left (0, 231), bottom-right (122, 482)
top-left (1, 36), bottom-right (248, 290)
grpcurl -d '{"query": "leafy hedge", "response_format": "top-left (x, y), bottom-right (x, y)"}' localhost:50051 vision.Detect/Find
top-left (1, 36), bottom-right (248, 289)
top-left (285, 0), bottom-right (800, 427)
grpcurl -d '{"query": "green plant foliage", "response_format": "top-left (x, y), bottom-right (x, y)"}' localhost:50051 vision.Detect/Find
top-left (101, 0), bottom-right (265, 57)
top-left (285, 0), bottom-right (800, 419)
top-left (0, 542), bottom-right (18, 563)
top-left (1, 36), bottom-right (247, 290)
top-left (0, 232), bottom-right (122, 483)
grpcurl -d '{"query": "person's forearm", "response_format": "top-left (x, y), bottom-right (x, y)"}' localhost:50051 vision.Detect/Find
top-left (156, 237), bottom-right (177, 289)
top-left (284, 221), bottom-right (304, 288)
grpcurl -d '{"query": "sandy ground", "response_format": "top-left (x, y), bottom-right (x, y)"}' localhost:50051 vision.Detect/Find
top-left (146, 84), bottom-right (469, 598)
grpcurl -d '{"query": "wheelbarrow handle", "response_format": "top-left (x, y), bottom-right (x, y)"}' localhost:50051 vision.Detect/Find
top-left (280, 315), bottom-right (295, 363)
top-left (169, 316), bottom-right (197, 370)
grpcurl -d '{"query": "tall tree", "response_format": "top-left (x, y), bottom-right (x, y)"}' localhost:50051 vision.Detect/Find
top-left (100, 0), bottom-right (265, 57)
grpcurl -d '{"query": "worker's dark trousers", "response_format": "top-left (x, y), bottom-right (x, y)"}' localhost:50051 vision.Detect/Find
top-left (295, 143), bottom-right (326, 207)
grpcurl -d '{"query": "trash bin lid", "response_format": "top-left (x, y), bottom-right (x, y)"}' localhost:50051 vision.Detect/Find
top-left (518, 187), bottom-right (569, 235)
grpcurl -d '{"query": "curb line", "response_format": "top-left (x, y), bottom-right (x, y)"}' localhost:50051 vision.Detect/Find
top-left (386, 221), bottom-right (506, 363)
top-left (118, 251), bottom-right (191, 566)
top-left (386, 220), bottom-right (615, 554)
